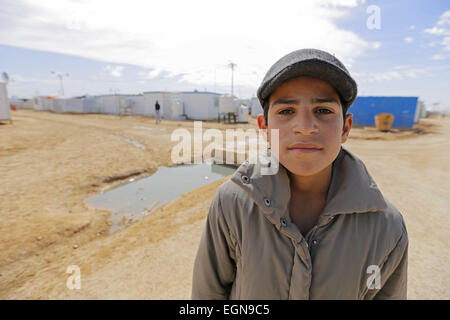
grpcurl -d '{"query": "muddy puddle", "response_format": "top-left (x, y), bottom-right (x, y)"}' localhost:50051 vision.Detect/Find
top-left (85, 163), bottom-right (236, 233)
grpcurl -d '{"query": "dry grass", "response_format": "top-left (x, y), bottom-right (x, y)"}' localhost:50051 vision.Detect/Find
top-left (0, 110), bottom-right (448, 299)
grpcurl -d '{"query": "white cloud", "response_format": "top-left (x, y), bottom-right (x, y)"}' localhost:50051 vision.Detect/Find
top-left (423, 10), bottom-right (450, 61)
top-left (409, 25), bottom-right (415, 30)
top-left (442, 37), bottom-right (450, 51)
top-left (0, 0), bottom-right (371, 90)
top-left (436, 10), bottom-right (450, 26)
top-left (372, 41), bottom-right (382, 49)
top-left (424, 26), bottom-right (450, 36)
top-left (432, 54), bottom-right (448, 61)
top-left (318, 0), bottom-right (362, 8)
top-left (424, 11), bottom-right (450, 35)
top-left (103, 65), bottom-right (124, 77)
top-left (353, 66), bottom-right (431, 83)
top-left (393, 65), bottom-right (410, 70)
top-left (404, 37), bottom-right (414, 43)
top-left (145, 69), bottom-right (162, 80)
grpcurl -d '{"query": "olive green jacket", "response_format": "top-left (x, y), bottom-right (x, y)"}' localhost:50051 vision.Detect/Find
top-left (192, 147), bottom-right (408, 299)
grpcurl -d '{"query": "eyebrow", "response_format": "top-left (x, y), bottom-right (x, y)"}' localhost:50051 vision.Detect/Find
top-left (271, 97), bottom-right (340, 107)
top-left (311, 98), bottom-right (340, 105)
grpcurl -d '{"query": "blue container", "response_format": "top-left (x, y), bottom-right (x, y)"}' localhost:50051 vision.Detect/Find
top-left (349, 96), bottom-right (418, 128)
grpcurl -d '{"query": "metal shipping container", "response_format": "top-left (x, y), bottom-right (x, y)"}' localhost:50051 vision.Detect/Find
top-left (349, 96), bottom-right (419, 128)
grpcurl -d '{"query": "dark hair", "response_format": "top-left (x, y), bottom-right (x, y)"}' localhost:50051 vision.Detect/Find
top-left (263, 91), bottom-right (348, 128)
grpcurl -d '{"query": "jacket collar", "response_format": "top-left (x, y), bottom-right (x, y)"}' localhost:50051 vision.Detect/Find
top-left (230, 147), bottom-right (387, 219)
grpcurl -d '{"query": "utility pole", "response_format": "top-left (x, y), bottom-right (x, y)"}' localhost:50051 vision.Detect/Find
top-left (51, 71), bottom-right (69, 96)
top-left (228, 62), bottom-right (236, 97)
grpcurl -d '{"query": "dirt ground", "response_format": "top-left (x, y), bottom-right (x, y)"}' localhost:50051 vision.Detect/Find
top-left (0, 110), bottom-right (448, 299)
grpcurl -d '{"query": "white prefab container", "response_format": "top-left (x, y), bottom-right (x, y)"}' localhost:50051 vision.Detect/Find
top-left (219, 95), bottom-right (235, 114)
top-left (143, 92), bottom-right (185, 120)
top-left (143, 92), bottom-right (164, 117)
top-left (0, 82), bottom-right (10, 120)
top-left (100, 95), bottom-right (121, 114)
top-left (42, 97), bottom-right (54, 111)
top-left (167, 97), bottom-right (185, 120)
top-left (127, 95), bottom-right (145, 115)
top-left (33, 97), bottom-right (42, 110)
top-left (83, 96), bottom-right (103, 113)
top-left (9, 98), bottom-right (24, 109)
top-left (119, 95), bottom-right (145, 115)
top-left (52, 98), bottom-right (64, 113)
top-left (119, 97), bottom-right (132, 114)
top-left (250, 97), bottom-right (263, 118)
top-left (33, 96), bottom-right (47, 111)
top-left (238, 106), bottom-right (249, 123)
top-left (33, 96), bottom-right (56, 111)
top-left (164, 94), bottom-right (185, 120)
top-left (182, 92), bottom-right (219, 120)
top-left (22, 99), bottom-right (35, 109)
top-left (62, 98), bottom-right (83, 113)
top-left (414, 100), bottom-right (424, 123)
top-left (22, 99), bottom-right (34, 109)
top-left (118, 95), bottom-right (145, 115)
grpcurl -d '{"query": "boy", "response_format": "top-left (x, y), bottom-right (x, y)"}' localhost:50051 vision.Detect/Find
top-left (192, 48), bottom-right (408, 299)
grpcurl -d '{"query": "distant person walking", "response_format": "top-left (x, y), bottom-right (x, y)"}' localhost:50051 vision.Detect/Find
top-left (155, 100), bottom-right (161, 124)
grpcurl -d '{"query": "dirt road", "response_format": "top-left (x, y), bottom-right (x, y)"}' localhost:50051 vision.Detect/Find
top-left (0, 110), bottom-right (448, 299)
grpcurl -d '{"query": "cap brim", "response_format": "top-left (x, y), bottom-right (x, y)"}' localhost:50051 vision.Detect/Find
top-left (257, 59), bottom-right (357, 108)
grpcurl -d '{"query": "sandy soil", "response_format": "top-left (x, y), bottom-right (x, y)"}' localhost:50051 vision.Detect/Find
top-left (0, 110), bottom-right (448, 299)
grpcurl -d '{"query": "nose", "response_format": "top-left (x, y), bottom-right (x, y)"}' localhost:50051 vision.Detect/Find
top-left (292, 108), bottom-right (318, 135)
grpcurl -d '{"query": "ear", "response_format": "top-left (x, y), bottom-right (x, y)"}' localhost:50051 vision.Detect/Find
top-left (257, 114), bottom-right (267, 129)
top-left (341, 113), bottom-right (353, 143)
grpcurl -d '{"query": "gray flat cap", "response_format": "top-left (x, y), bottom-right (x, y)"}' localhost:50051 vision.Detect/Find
top-left (257, 48), bottom-right (357, 113)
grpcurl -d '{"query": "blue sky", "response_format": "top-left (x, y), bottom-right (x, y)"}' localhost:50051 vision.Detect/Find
top-left (0, 0), bottom-right (449, 111)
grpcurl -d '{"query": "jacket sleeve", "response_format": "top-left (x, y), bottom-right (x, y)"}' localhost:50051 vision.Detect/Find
top-left (191, 189), bottom-right (237, 300)
top-left (365, 219), bottom-right (409, 300)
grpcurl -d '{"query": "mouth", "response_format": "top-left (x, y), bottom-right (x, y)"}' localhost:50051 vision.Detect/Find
top-left (287, 143), bottom-right (323, 154)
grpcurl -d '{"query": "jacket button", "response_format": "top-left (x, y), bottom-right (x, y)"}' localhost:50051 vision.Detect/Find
top-left (241, 175), bottom-right (250, 184)
top-left (263, 198), bottom-right (271, 206)
top-left (280, 218), bottom-right (287, 227)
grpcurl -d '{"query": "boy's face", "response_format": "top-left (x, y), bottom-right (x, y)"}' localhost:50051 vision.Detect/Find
top-left (260, 76), bottom-right (352, 177)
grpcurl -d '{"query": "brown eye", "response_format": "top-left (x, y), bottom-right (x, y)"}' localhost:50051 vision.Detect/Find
top-left (316, 108), bottom-right (332, 114)
top-left (278, 108), bottom-right (294, 115)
